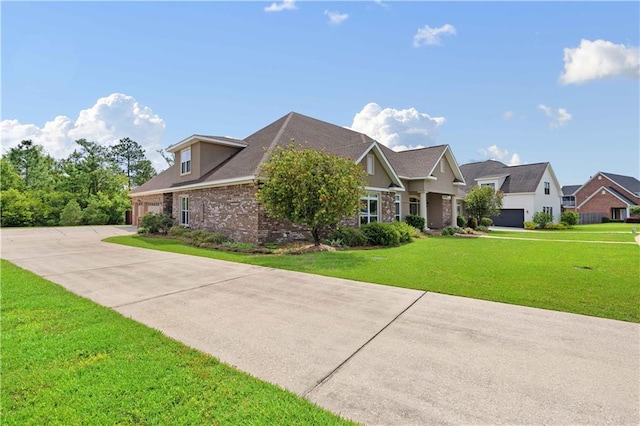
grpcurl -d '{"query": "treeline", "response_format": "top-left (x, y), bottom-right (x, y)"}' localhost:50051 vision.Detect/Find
top-left (1, 138), bottom-right (158, 227)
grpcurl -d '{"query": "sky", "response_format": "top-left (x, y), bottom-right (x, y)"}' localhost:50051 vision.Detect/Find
top-left (1, 1), bottom-right (639, 187)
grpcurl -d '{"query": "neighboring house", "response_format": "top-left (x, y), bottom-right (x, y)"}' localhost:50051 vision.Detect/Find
top-left (459, 160), bottom-right (562, 227)
top-left (563, 172), bottom-right (640, 223)
top-left (561, 185), bottom-right (581, 210)
top-left (130, 112), bottom-right (466, 243)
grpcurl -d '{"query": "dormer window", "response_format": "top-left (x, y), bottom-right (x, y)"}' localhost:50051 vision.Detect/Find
top-left (181, 147), bottom-right (191, 175)
top-left (481, 183), bottom-right (495, 189)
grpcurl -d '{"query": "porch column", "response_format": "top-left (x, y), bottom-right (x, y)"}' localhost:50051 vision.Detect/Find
top-left (451, 195), bottom-right (457, 225)
top-left (419, 191), bottom-right (428, 230)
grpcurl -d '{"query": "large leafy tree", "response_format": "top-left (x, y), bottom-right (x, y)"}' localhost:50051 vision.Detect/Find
top-left (464, 185), bottom-right (504, 221)
top-left (257, 144), bottom-right (366, 246)
top-left (5, 140), bottom-right (57, 190)
top-left (111, 137), bottom-right (157, 189)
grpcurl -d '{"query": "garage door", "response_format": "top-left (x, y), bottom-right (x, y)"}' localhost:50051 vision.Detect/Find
top-left (491, 209), bottom-right (525, 228)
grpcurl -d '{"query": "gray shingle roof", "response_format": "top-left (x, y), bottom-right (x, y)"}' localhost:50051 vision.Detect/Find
top-left (562, 185), bottom-right (580, 196)
top-left (601, 172), bottom-right (640, 195)
top-left (460, 160), bottom-right (549, 193)
top-left (380, 144), bottom-right (448, 178)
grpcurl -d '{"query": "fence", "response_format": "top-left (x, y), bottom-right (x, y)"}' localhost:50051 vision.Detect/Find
top-left (579, 212), bottom-right (606, 225)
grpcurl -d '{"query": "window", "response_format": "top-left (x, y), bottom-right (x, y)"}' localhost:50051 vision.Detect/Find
top-left (543, 206), bottom-right (553, 216)
top-left (440, 159), bottom-right (445, 173)
top-left (360, 192), bottom-right (378, 225)
top-left (394, 195), bottom-right (401, 221)
top-left (366, 155), bottom-right (375, 175)
top-left (180, 196), bottom-right (189, 226)
top-left (409, 197), bottom-right (420, 216)
top-left (544, 182), bottom-right (550, 195)
top-left (181, 147), bottom-right (191, 175)
top-left (481, 183), bottom-right (495, 189)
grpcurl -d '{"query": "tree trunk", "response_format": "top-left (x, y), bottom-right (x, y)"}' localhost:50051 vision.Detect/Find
top-left (311, 227), bottom-right (321, 246)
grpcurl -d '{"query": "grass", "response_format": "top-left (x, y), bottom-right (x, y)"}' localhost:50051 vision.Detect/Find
top-left (106, 225), bottom-right (640, 323)
top-left (490, 223), bottom-right (639, 242)
top-left (0, 259), bottom-right (355, 425)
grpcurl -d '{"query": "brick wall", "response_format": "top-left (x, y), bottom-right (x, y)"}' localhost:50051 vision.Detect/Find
top-left (578, 190), bottom-right (628, 215)
top-left (173, 184), bottom-right (260, 243)
top-left (131, 194), bottom-right (166, 226)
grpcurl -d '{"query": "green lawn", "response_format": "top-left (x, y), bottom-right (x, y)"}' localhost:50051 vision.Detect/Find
top-left (106, 230), bottom-right (640, 323)
top-left (0, 260), bottom-right (354, 425)
top-left (489, 223), bottom-right (639, 242)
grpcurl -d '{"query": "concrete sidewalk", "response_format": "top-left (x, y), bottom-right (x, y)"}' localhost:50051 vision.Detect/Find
top-left (2, 226), bottom-right (638, 425)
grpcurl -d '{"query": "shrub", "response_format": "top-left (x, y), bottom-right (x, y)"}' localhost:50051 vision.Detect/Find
top-left (480, 217), bottom-right (493, 227)
top-left (560, 211), bottom-right (579, 226)
top-left (361, 222), bottom-right (400, 246)
top-left (544, 222), bottom-right (568, 230)
top-left (476, 225), bottom-right (489, 232)
top-left (141, 213), bottom-right (174, 234)
top-left (464, 227), bottom-right (475, 234)
top-left (524, 221), bottom-right (536, 230)
top-left (137, 227), bottom-right (150, 234)
top-left (601, 217), bottom-right (610, 223)
top-left (405, 214), bottom-right (425, 230)
top-left (59, 200), bottom-right (83, 226)
top-left (389, 221), bottom-right (414, 243)
top-left (441, 226), bottom-right (456, 236)
top-left (168, 226), bottom-right (189, 237)
top-left (630, 206), bottom-right (640, 216)
top-left (466, 217), bottom-right (478, 229)
top-left (532, 211), bottom-right (553, 229)
top-left (456, 215), bottom-right (466, 227)
top-left (332, 226), bottom-right (368, 247)
top-left (624, 217), bottom-right (640, 223)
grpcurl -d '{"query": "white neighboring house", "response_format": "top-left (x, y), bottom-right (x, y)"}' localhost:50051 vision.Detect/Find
top-left (460, 160), bottom-right (562, 227)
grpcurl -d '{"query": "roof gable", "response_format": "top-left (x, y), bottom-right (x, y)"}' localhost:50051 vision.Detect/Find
top-left (460, 160), bottom-right (551, 193)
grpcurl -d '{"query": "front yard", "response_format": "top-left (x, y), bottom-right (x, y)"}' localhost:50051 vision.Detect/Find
top-left (106, 224), bottom-right (640, 323)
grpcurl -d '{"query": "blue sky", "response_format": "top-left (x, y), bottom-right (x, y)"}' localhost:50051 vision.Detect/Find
top-left (2, 1), bottom-right (638, 186)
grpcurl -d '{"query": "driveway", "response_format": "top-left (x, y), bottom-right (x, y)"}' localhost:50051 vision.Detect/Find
top-left (2, 226), bottom-right (638, 425)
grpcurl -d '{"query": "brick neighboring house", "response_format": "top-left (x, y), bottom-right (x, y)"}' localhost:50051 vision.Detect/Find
top-left (562, 172), bottom-right (640, 223)
top-left (459, 160), bottom-right (562, 227)
top-left (130, 112), bottom-right (467, 244)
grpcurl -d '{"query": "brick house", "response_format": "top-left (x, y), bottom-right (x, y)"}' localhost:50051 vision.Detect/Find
top-left (562, 172), bottom-right (640, 223)
top-left (459, 160), bottom-right (562, 227)
top-left (130, 112), bottom-right (466, 243)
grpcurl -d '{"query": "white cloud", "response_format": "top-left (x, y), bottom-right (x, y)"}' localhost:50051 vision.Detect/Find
top-left (350, 103), bottom-right (445, 151)
top-left (479, 145), bottom-right (522, 166)
top-left (1, 93), bottom-right (167, 170)
top-left (324, 10), bottom-right (349, 25)
top-left (264, 0), bottom-right (296, 13)
top-left (503, 111), bottom-right (514, 120)
top-left (413, 24), bottom-right (456, 47)
top-left (560, 39), bottom-right (640, 85)
top-left (538, 104), bottom-right (572, 128)
top-left (373, 0), bottom-right (389, 9)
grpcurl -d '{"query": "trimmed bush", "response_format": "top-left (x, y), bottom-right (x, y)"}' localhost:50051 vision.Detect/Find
top-left (466, 217), bottom-right (478, 229)
top-left (137, 227), bottom-right (150, 234)
top-left (168, 226), bottom-right (189, 237)
top-left (524, 221), bottom-right (536, 230)
top-left (480, 217), bottom-right (493, 227)
top-left (405, 214), bottom-right (425, 231)
top-left (389, 221), bottom-right (414, 243)
top-left (476, 225), bottom-right (489, 232)
top-left (544, 222), bottom-right (568, 230)
top-left (361, 222), bottom-right (400, 246)
top-left (630, 206), bottom-right (640, 216)
top-left (332, 226), bottom-right (368, 247)
top-left (456, 215), bottom-right (466, 227)
top-left (141, 213), bottom-right (174, 234)
top-left (532, 211), bottom-right (553, 229)
top-left (601, 217), bottom-right (610, 223)
top-left (560, 211), bottom-right (579, 226)
top-left (624, 217), bottom-right (640, 223)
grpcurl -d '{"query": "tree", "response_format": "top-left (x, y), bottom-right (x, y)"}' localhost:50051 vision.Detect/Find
top-left (532, 211), bottom-right (553, 228)
top-left (464, 186), bottom-right (504, 222)
top-left (0, 157), bottom-right (25, 191)
top-left (59, 200), bottom-right (83, 226)
top-left (156, 148), bottom-right (175, 167)
top-left (257, 144), bottom-right (367, 246)
top-left (630, 206), bottom-right (640, 216)
top-left (111, 137), bottom-right (157, 189)
top-left (6, 140), bottom-right (57, 190)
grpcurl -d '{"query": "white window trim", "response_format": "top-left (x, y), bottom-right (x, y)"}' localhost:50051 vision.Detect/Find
top-left (180, 196), bottom-right (189, 226)
top-left (395, 195), bottom-right (401, 222)
top-left (180, 147), bottom-right (192, 176)
top-left (366, 155), bottom-right (375, 175)
top-left (360, 192), bottom-right (379, 225)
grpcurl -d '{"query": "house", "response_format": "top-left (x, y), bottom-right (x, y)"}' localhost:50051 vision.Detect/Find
top-left (459, 160), bottom-right (562, 227)
top-left (130, 112), bottom-right (466, 243)
top-left (563, 172), bottom-right (640, 223)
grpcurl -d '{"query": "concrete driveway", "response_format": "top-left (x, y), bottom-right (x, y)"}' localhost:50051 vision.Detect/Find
top-left (2, 226), bottom-right (638, 425)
